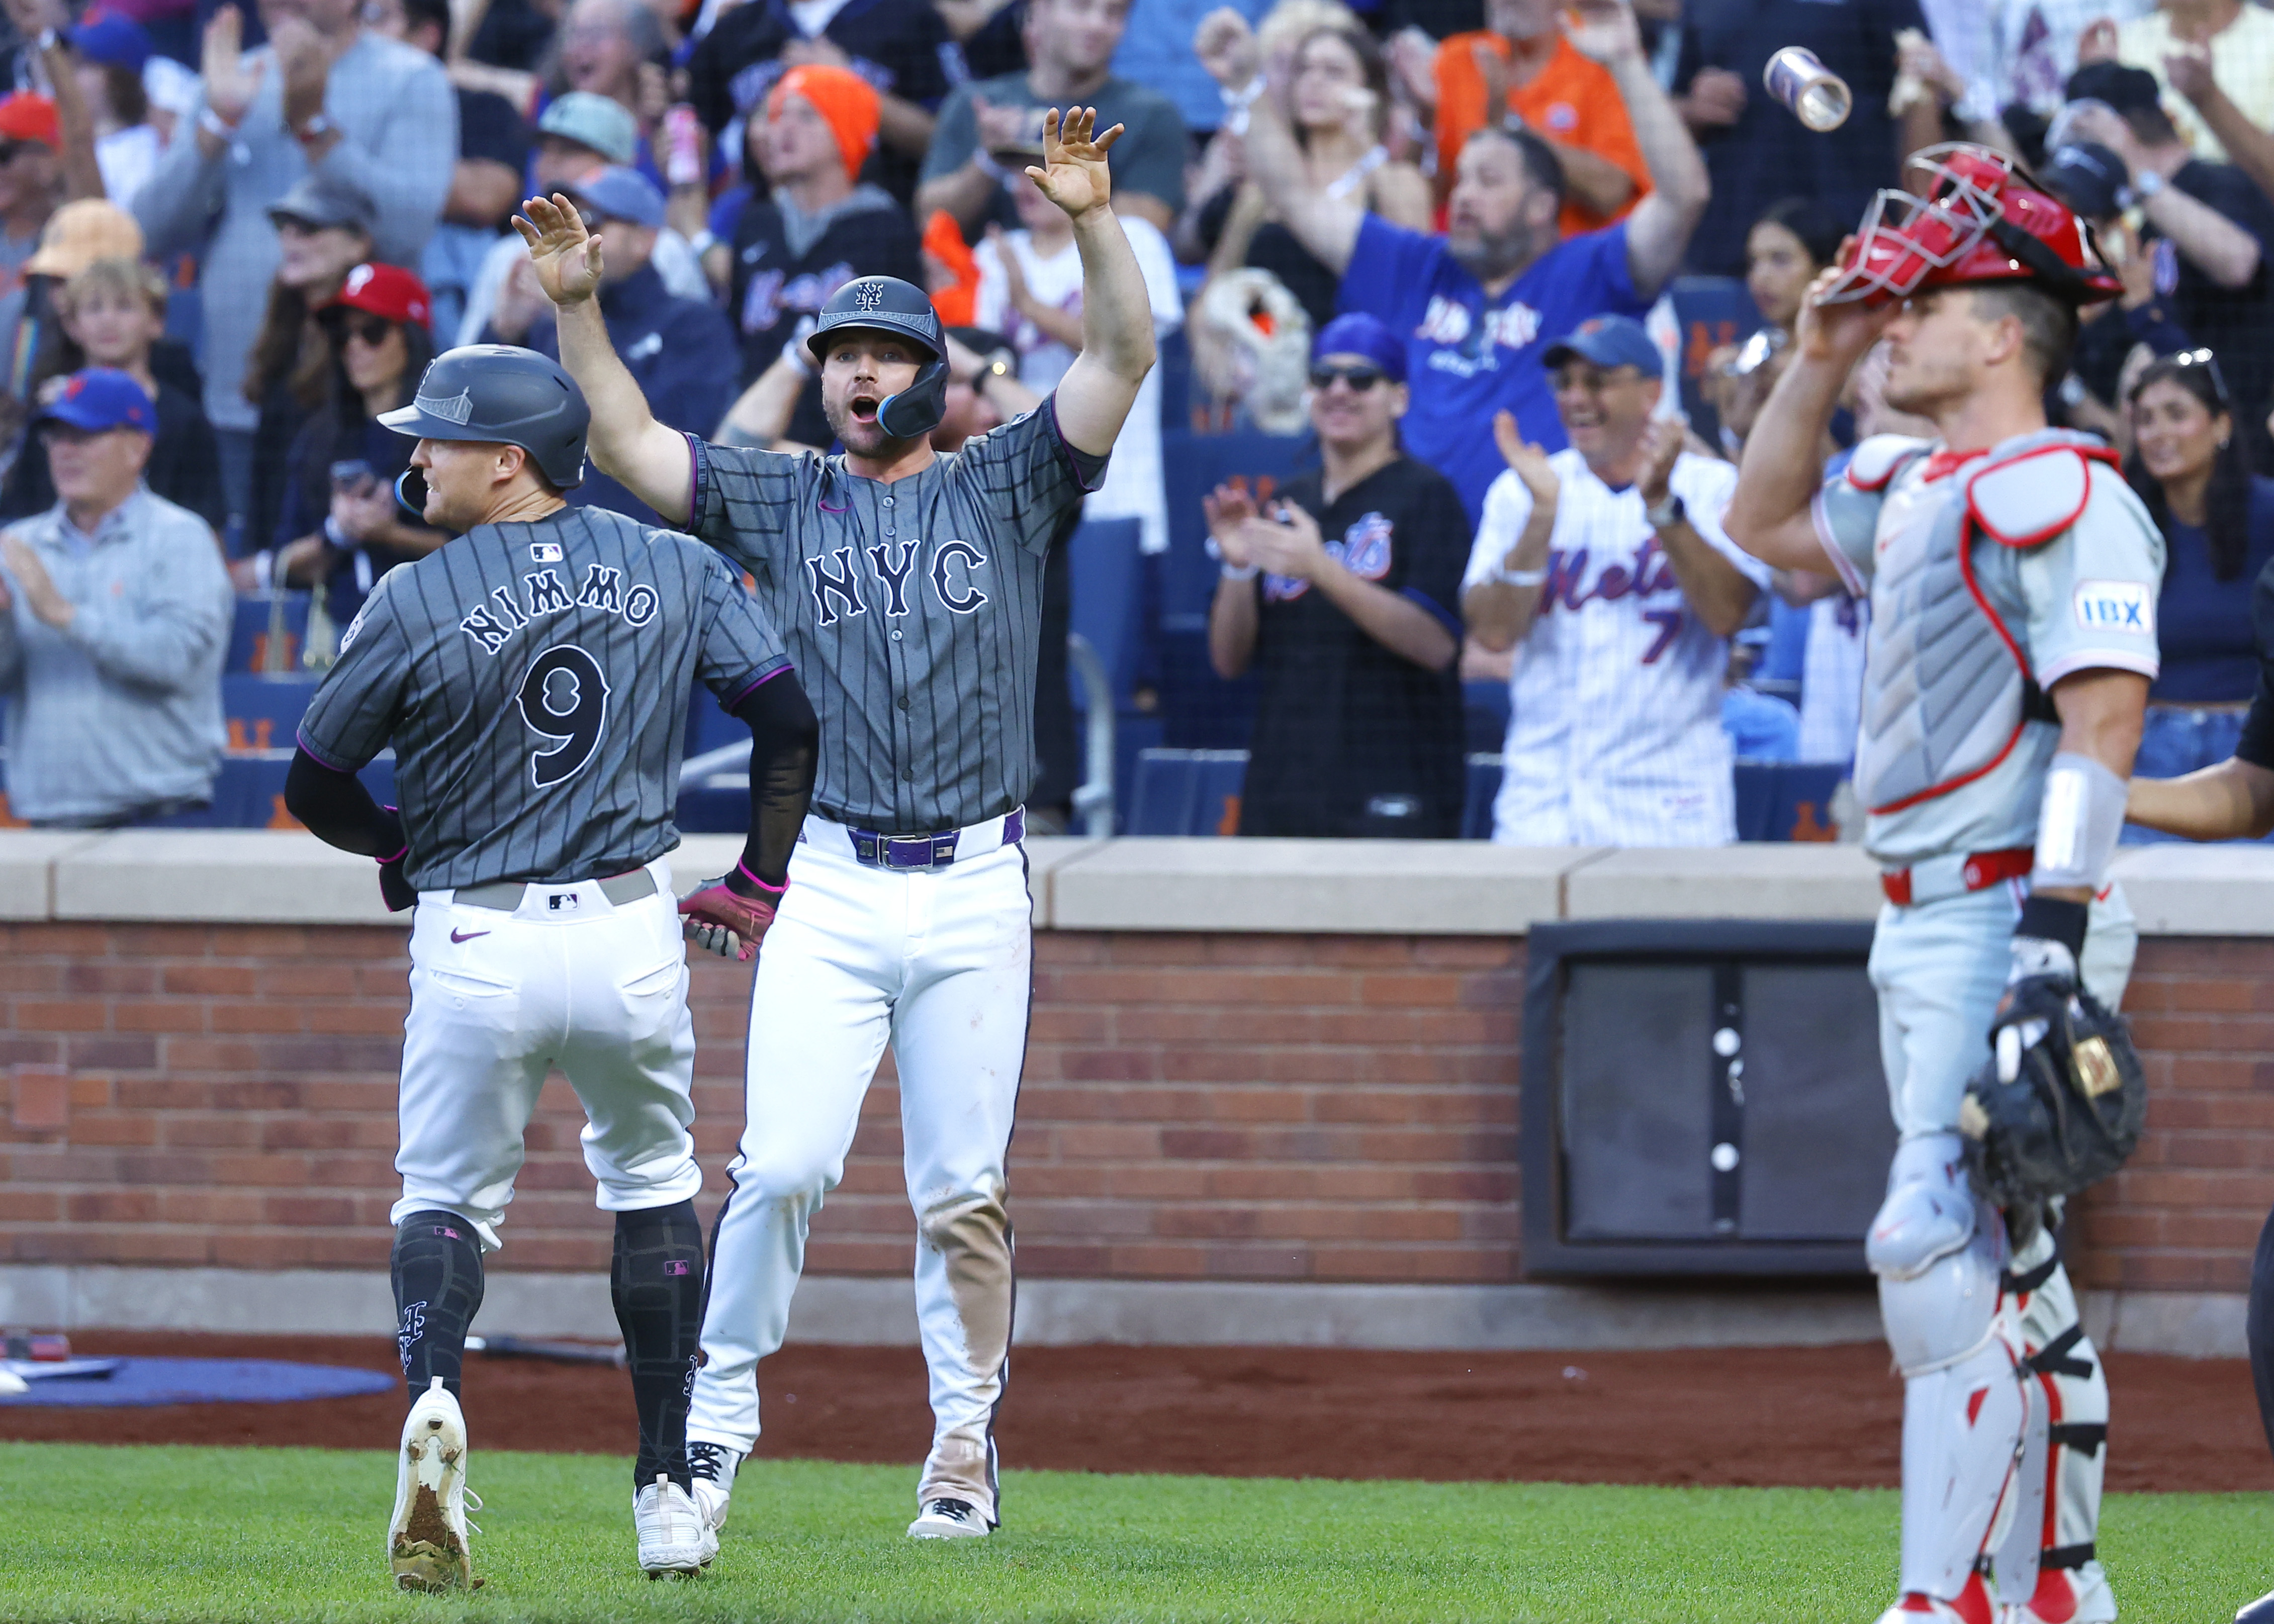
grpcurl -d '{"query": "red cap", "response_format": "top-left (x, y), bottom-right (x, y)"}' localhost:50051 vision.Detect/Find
top-left (0, 93), bottom-right (60, 150)
top-left (1822, 143), bottom-right (2122, 308)
top-left (325, 262), bottom-right (433, 329)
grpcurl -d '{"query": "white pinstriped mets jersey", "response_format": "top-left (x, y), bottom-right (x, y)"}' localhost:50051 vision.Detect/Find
top-left (1464, 450), bottom-right (1766, 846)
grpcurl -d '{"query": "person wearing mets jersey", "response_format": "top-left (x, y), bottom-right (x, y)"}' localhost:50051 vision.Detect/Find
top-left (516, 104), bottom-right (1156, 1544)
top-left (281, 344), bottom-right (821, 1589)
top-left (1726, 146), bottom-right (2160, 1624)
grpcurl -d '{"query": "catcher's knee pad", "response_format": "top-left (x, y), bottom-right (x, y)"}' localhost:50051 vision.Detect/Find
top-left (1873, 1135), bottom-right (2005, 1374)
top-left (2007, 1231), bottom-right (2108, 1584)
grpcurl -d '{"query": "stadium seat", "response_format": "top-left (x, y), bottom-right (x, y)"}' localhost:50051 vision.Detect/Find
top-left (226, 593), bottom-right (313, 675)
top-left (1733, 761), bottom-right (1847, 842)
top-left (1665, 275), bottom-right (1763, 442)
top-left (1155, 324), bottom-right (1192, 432)
top-left (1125, 747), bottom-right (1248, 835)
top-left (221, 673), bottom-right (319, 755)
top-left (1462, 754), bottom-right (1502, 839)
top-left (1066, 517), bottom-right (1144, 711)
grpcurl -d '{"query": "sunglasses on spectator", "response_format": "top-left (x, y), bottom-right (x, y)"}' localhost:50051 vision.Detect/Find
top-left (2171, 347), bottom-right (2232, 407)
top-left (339, 314), bottom-right (398, 347)
top-left (0, 141), bottom-right (36, 165)
top-left (1309, 363), bottom-right (1385, 392)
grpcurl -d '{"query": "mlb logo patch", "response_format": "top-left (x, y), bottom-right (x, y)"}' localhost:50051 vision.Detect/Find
top-left (2073, 580), bottom-right (2152, 634)
top-left (531, 542), bottom-right (563, 562)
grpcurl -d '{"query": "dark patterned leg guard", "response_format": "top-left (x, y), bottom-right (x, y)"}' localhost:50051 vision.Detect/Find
top-left (613, 1200), bottom-right (706, 1493)
top-left (2249, 1204), bottom-right (2274, 1460)
top-left (391, 1211), bottom-right (485, 1407)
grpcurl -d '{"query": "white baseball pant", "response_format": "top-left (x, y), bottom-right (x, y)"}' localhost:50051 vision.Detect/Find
top-left (689, 812), bottom-right (1030, 1521)
top-left (393, 857), bottom-right (704, 1253)
top-left (1867, 880), bottom-right (2134, 1611)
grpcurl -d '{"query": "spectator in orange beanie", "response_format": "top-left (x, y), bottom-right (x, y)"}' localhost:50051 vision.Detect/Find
top-left (717, 61), bottom-right (922, 445)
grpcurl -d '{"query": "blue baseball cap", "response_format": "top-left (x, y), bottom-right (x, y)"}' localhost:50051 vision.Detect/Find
top-left (67, 9), bottom-right (151, 69)
top-left (1542, 314), bottom-right (1663, 379)
top-left (1312, 312), bottom-right (1406, 384)
top-left (37, 368), bottom-right (155, 434)
top-left (564, 165), bottom-right (665, 230)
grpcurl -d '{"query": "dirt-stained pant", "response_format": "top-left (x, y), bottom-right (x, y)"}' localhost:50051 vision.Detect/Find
top-left (688, 815), bottom-right (1029, 1522)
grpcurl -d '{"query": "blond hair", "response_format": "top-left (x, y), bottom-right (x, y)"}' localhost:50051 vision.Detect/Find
top-left (58, 256), bottom-right (169, 324)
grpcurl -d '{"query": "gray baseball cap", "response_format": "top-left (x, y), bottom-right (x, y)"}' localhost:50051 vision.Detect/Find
top-left (564, 165), bottom-right (665, 229)
top-left (537, 91), bottom-right (639, 166)
top-left (266, 172), bottom-right (378, 237)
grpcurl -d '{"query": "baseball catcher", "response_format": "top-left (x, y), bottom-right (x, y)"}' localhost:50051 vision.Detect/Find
top-left (1724, 144), bottom-right (2161, 1624)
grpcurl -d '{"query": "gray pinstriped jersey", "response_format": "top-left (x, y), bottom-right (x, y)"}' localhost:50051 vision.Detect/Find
top-left (296, 505), bottom-right (792, 889)
top-left (689, 397), bottom-right (1104, 832)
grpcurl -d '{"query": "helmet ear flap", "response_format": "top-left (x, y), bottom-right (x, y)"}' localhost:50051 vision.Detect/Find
top-left (877, 355), bottom-right (949, 440)
top-left (395, 466), bottom-right (427, 517)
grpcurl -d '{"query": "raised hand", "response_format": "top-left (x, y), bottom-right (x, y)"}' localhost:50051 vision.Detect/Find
top-left (972, 94), bottom-right (1032, 155)
top-left (201, 5), bottom-right (266, 128)
top-left (1636, 419), bottom-right (1684, 507)
top-left (1203, 482), bottom-right (1259, 566)
top-left (2076, 17), bottom-right (2120, 64)
top-left (1494, 411), bottom-right (1561, 506)
top-left (513, 194), bottom-right (606, 306)
top-left (1797, 256), bottom-right (1896, 360)
top-left (1026, 106), bottom-right (1123, 221)
top-left (1243, 500), bottom-right (1327, 581)
top-left (1560, 0), bottom-right (1644, 66)
top-left (2164, 42), bottom-right (2216, 104)
top-left (1194, 7), bottom-right (1260, 90)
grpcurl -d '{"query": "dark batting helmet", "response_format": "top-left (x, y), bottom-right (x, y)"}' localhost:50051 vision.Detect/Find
top-left (380, 344), bottom-right (590, 490)
top-left (805, 275), bottom-right (948, 439)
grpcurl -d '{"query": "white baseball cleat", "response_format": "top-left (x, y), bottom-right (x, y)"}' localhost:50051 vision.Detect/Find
top-left (687, 1440), bottom-right (742, 1535)
top-left (907, 1496), bottom-right (991, 1540)
top-left (388, 1377), bottom-right (482, 1592)
top-left (634, 1474), bottom-right (712, 1578)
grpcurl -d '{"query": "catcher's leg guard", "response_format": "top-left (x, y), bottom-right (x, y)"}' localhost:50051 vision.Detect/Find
top-left (1871, 1134), bottom-right (2032, 1607)
top-left (2003, 1227), bottom-right (2114, 1622)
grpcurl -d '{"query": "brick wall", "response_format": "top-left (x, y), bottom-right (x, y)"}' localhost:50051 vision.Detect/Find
top-left (1, 921), bottom-right (2266, 1294)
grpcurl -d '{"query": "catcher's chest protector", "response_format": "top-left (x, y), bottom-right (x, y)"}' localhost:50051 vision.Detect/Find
top-left (1855, 431), bottom-right (2111, 816)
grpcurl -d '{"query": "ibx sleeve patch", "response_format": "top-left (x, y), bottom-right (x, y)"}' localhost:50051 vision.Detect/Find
top-left (2073, 579), bottom-right (2154, 635)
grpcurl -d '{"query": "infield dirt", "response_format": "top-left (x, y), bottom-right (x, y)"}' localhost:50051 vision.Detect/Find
top-left (2, 1331), bottom-right (2264, 1493)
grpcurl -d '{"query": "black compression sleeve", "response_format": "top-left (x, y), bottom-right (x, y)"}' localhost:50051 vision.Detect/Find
top-left (726, 674), bottom-right (817, 888)
top-left (284, 748), bottom-right (405, 858)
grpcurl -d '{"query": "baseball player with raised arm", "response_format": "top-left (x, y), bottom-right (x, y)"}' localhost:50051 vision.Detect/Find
top-left (1461, 313), bottom-right (1767, 845)
top-left (281, 345), bottom-right (820, 1589)
top-left (1724, 146), bottom-right (2161, 1624)
top-left (514, 105), bottom-right (1154, 1544)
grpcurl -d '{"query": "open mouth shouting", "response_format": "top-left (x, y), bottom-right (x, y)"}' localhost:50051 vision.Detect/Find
top-left (848, 394), bottom-right (882, 429)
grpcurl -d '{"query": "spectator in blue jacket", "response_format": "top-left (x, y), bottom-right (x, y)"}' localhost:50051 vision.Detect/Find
top-left (489, 166), bottom-right (737, 523)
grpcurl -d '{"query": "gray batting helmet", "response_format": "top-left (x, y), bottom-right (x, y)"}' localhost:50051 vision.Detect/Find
top-left (380, 344), bottom-right (590, 490)
top-left (806, 275), bottom-right (948, 439)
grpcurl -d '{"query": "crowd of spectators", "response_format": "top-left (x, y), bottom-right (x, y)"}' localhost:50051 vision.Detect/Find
top-left (0, 0), bottom-right (2267, 844)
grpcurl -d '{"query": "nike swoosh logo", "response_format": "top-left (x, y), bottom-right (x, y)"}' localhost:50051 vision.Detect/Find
top-left (450, 928), bottom-right (491, 943)
top-left (820, 500), bottom-right (848, 513)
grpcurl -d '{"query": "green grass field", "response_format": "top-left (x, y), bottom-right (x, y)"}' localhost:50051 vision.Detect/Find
top-left (2, 1442), bottom-right (2266, 1623)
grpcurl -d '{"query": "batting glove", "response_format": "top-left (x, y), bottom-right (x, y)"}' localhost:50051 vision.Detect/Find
top-left (679, 866), bottom-right (784, 962)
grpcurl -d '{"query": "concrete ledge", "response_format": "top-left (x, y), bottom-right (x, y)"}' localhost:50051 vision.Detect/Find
top-left (52, 831), bottom-right (400, 925)
top-left (0, 832), bottom-right (99, 920)
top-left (1048, 838), bottom-right (1600, 935)
top-left (1564, 844), bottom-right (1883, 922)
top-left (2107, 844), bottom-right (2274, 936)
top-left (3, 1266), bottom-right (2239, 1354)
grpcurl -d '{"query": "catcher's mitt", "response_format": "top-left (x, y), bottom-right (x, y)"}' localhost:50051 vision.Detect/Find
top-left (1959, 985), bottom-right (2146, 1239)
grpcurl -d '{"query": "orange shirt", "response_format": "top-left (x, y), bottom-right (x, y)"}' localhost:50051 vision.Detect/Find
top-left (1432, 32), bottom-right (1650, 237)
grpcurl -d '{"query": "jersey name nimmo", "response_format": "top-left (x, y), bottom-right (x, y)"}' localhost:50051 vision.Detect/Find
top-left (802, 537), bottom-right (992, 627)
top-left (458, 562), bottom-right (663, 655)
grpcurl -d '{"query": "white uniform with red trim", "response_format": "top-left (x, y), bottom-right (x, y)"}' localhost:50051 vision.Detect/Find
top-left (1812, 427), bottom-right (2162, 1624)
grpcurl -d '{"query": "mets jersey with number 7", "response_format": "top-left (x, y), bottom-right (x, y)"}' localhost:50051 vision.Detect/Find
top-left (1463, 448), bottom-right (1765, 845)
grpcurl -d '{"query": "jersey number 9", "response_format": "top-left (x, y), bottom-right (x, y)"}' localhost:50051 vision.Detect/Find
top-left (517, 644), bottom-right (611, 788)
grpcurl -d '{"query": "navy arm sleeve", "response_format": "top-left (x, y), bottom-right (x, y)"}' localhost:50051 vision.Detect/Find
top-left (728, 673), bottom-right (818, 889)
